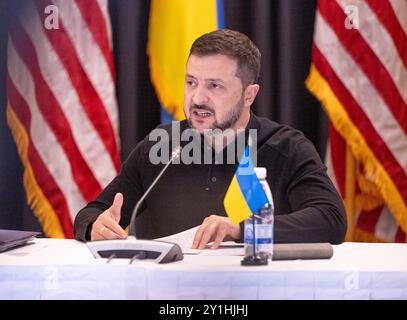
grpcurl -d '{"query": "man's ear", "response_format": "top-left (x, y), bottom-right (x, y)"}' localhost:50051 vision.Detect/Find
top-left (244, 84), bottom-right (260, 107)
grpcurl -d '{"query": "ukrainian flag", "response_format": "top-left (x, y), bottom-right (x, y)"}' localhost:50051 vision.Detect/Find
top-left (147, 0), bottom-right (224, 123)
top-left (224, 147), bottom-right (269, 224)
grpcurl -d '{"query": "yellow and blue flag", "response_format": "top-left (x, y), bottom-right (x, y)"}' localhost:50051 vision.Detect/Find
top-left (147, 0), bottom-right (224, 123)
top-left (224, 147), bottom-right (269, 224)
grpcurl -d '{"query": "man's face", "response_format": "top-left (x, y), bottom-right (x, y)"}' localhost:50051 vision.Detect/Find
top-left (184, 54), bottom-right (247, 133)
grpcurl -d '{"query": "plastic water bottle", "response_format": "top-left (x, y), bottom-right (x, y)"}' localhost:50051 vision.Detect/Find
top-left (243, 167), bottom-right (274, 264)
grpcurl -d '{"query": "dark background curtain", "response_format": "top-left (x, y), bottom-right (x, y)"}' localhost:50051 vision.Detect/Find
top-left (0, 0), bottom-right (327, 234)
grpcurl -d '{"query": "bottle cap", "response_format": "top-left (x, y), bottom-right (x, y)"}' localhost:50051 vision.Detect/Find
top-left (254, 167), bottom-right (267, 179)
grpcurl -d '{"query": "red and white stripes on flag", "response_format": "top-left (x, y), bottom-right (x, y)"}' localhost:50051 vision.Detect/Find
top-left (306, 0), bottom-right (407, 242)
top-left (326, 126), bottom-right (406, 242)
top-left (6, 0), bottom-right (120, 238)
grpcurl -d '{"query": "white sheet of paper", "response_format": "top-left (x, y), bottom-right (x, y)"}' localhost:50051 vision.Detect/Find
top-left (156, 226), bottom-right (201, 254)
top-left (156, 226), bottom-right (244, 255)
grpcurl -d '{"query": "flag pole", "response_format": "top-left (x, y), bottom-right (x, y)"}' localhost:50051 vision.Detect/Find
top-left (249, 135), bottom-right (257, 257)
top-left (344, 145), bottom-right (356, 242)
top-left (252, 213), bottom-right (256, 257)
top-left (241, 136), bottom-right (268, 266)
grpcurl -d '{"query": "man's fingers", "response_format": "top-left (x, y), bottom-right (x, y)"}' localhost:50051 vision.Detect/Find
top-left (91, 209), bottom-right (127, 240)
top-left (197, 223), bottom-right (217, 249)
top-left (192, 217), bottom-right (211, 249)
top-left (211, 226), bottom-right (226, 249)
top-left (110, 193), bottom-right (123, 222)
top-left (192, 226), bottom-right (204, 249)
top-left (103, 216), bottom-right (127, 239)
top-left (92, 221), bottom-right (126, 240)
top-left (192, 215), bottom-right (242, 249)
top-left (99, 225), bottom-right (122, 240)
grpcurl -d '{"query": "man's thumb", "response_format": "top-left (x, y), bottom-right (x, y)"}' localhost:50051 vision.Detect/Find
top-left (110, 193), bottom-right (123, 222)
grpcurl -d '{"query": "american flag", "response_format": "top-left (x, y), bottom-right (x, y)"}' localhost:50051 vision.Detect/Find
top-left (307, 0), bottom-right (407, 242)
top-left (6, 0), bottom-right (120, 238)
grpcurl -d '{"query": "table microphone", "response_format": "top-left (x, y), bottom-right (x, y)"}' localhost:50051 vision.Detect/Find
top-left (86, 145), bottom-right (184, 264)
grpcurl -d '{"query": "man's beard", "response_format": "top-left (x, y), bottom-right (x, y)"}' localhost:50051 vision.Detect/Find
top-left (187, 95), bottom-right (245, 131)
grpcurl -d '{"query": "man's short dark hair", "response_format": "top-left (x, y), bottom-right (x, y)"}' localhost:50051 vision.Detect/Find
top-left (189, 29), bottom-right (261, 88)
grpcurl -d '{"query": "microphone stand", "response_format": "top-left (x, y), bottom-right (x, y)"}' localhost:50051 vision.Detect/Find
top-left (86, 146), bottom-right (184, 264)
top-left (128, 146), bottom-right (182, 238)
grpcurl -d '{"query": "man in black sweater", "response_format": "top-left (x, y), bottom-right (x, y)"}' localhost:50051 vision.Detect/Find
top-left (74, 29), bottom-right (346, 248)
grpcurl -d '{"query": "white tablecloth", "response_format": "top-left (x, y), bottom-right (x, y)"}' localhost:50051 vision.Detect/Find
top-left (1, 239), bottom-right (407, 299)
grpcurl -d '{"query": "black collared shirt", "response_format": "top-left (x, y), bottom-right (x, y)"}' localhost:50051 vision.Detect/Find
top-left (74, 114), bottom-right (346, 244)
